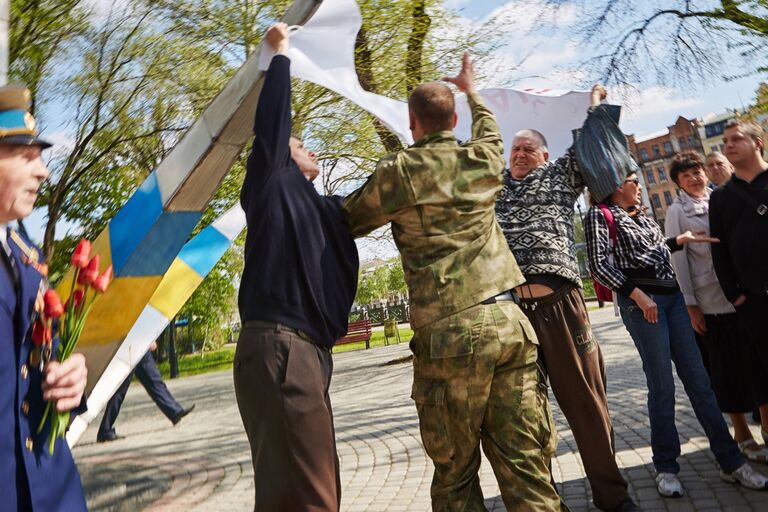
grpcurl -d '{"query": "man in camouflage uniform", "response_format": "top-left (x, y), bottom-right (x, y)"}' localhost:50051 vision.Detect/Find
top-left (344, 54), bottom-right (563, 511)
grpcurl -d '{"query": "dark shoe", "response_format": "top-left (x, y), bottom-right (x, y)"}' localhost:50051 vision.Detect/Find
top-left (172, 404), bottom-right (195, 425)
top-left (96, 431), bottom-right (121, 443)
top-left (609, 497), bottom-right (642, 512)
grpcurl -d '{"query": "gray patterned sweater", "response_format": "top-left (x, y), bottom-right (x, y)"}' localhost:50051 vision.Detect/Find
top-left (496, 149), bottom-right (584, 287)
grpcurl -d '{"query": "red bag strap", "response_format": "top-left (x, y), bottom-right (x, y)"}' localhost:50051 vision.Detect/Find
top-left (597, 203), bottom-right (617, 243)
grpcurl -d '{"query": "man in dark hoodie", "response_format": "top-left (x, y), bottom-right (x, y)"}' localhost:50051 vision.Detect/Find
top-left (235, 23), bottom-right (359, 512)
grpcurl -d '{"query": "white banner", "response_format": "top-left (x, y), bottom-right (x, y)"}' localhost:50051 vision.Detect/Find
top-left (260, 0), bottom-right (592, 159)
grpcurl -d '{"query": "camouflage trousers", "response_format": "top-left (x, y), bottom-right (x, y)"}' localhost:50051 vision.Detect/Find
top-left (410, 300), bottom-right (566, 511)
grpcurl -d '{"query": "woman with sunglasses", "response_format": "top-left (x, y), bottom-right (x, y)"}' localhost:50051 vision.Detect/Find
top-left (585, 172), bottom-right (768, 499)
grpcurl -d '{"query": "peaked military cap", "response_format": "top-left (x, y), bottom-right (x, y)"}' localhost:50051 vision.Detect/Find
top-left (0, 85), bottom-right (51, 148)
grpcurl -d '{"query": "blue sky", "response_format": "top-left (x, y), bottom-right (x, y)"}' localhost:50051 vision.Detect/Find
top-left (447, 0), bottom-right (764, 137)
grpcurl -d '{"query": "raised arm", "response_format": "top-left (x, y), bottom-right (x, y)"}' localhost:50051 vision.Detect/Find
top-left (241, 23), bottom-right (293, 209)
top-left (443, 54), bottom-right (502, 152)
top-left (343, 157), bottom-right (399, 238)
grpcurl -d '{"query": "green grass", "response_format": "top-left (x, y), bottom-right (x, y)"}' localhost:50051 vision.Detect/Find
top-left (157, 346), bottom-right (236, 379)
top-left (155, 326), bottom-right (414, 378)
top-left (332, 327), bottom-right (413, 353)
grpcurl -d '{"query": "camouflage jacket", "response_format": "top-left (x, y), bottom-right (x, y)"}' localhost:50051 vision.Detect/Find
top-left (343, 93), bottom-right (525, 329)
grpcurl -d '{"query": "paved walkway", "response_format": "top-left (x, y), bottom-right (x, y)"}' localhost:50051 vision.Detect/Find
top-left (74, 308), bottom-right (768, 511)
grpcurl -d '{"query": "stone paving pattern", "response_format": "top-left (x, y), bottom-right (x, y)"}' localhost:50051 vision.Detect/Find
top-left (74, 308), bottom-right (768, 511)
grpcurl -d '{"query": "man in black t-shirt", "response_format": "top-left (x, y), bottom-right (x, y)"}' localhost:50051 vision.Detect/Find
top-left (235, 24), bottom-right (359, 512)
top-left (710, 119), bottom-right (768, 440)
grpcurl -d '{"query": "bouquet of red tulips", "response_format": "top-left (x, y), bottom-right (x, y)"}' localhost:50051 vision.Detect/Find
top-left (36, 239), bottom-right (113, 454)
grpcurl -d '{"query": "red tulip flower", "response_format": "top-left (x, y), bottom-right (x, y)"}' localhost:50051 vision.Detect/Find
top-left (93, 265), bottom-right (113, 293)
top-left (71, 240), bottom-right (92, 269)
top-left (78, 255), bottom-right (100, 286)
top-left (66, 288), bottom-right (85, 310)
top-left (31, 319), bottom-right (50, 346)
top-left (43, 289), bottom-right (64, 318)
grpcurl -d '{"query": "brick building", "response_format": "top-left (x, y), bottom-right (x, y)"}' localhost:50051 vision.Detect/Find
top-left (628, 116), bottom-right (704, 227)
top-left (698, 111), bottom-right (738, 155)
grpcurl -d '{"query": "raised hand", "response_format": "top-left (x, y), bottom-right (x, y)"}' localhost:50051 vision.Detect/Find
top-left (591, 84), bottom-right (607, 106)
top-left (266, 22), bottom-right (289, 54)
top-left (442, 53), bottom-right (476, 95)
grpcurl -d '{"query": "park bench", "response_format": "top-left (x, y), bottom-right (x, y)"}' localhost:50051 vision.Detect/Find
top-left (335, 319), bottom-right (372, 350)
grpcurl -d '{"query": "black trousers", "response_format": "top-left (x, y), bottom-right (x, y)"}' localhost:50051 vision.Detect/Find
top-left (735, 294), bottom-right (768, 405)
top-left (234, 322), bottom-right (339, 512)
top-left (98, 351), bottom-right (184, 437)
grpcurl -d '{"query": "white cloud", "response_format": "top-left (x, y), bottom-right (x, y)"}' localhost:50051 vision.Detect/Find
top-left (484, 0), bottom-right (577, 31)
top-left (439, 1), bottom-right (584, 90)
top-left (616, 85), bottom-right (703, 135)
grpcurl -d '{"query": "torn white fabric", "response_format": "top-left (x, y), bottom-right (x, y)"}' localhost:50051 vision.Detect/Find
top-left (261, 0), bottom-right (592, 158)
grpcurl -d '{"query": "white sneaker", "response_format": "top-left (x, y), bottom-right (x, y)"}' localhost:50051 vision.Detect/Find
top-left (656, 472), bottom-right (684, 498)
top-left (721, 463), bottom-right (768, 490)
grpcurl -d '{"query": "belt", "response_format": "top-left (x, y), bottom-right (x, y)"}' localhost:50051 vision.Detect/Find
top-left (481, 290), bottom-right (520, 305)
top-left (242, 320), bottom-right (313, 342)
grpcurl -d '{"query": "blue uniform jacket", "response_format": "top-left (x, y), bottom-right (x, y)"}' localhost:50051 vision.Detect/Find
top-left (1, 231), bottom-right (87, 511)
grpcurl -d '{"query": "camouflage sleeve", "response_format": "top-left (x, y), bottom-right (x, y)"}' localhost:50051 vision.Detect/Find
top-left (467, 92), bottom-right (504, 153)
top-left (343, 157), bottom-right (398, 239)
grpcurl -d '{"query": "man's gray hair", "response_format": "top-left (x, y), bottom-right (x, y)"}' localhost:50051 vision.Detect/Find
top-left (514, 129), bottom-right (548, 152)
top-left (705, 151), bottom-right (726, 161)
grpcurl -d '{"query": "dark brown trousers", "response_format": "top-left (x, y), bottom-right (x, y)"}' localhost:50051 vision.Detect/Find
top-left (234, 322), bottom-right (340, 512)
top-left (520, 285), bottom-right (629, 511)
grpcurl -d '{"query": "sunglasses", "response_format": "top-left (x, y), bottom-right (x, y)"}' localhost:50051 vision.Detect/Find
top-left (623, 177), bottom-right (639, 185)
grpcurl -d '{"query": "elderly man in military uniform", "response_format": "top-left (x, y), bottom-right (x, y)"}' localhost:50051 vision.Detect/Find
top-left (0, 85), bottom-right (89, 511)
top-left (344, 55), bottom-right (563, 511)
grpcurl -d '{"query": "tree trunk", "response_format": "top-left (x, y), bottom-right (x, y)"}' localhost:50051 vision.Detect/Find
top-left (354, 26), bottom-right (403, 153)
top-left (405, 0), bottom-right (431, 95)
top-left (42, 202), bottom-right (59, 263)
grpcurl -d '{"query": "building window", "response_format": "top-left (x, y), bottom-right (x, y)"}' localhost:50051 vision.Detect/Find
top-left (658, 168), bottom-right (668, 182)
top-left (705, 121), bottom-right (726, 138)
top-left (679, 137), bottom-right (687, 149)
top-left (687, 135), bottom-right (696, 148)
top-left (640, 148), bottom-right (649, 161)
top-left (652, 144), bottom-right (660, 158)
top-left (652, 194), bottom-right (662, 209)
top-left (646, 170), bottom-right (656, 185)
top-left (711, 145), bottom-right (719, 153)
top-left (664, 141), bottom-right (673, 155)
top-left (664, 191), bottom-right (674, 206)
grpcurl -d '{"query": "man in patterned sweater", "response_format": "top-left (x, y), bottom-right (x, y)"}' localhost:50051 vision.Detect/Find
top-left (495, 85), bottom-right (638, 512)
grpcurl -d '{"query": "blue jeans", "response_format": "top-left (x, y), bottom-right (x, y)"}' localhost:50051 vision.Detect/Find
top-left (617, 291), bottom-right (743, 474)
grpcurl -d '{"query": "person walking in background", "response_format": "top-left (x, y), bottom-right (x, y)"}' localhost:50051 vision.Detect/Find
top-left (710, 119), bottom-right (768, 444)
top-left (665, 151), bottom-right (768, 464)
top-left (585, 170), bottom-right (768, 498)
top-left (96, 341), bottom-right (195, 443)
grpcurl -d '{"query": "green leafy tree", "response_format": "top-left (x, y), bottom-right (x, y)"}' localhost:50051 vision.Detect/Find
top-left (745, 82), bottom-right (768, 129)
top-left (387, 259), bottom-right (408, 296)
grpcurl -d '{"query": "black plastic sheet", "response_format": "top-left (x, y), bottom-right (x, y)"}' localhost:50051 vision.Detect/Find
top-left (573, 104), bottom-right (640, 203)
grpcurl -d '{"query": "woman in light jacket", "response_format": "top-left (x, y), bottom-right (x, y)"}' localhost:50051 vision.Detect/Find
top-left (664, 151), bottom-right (768, 463)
